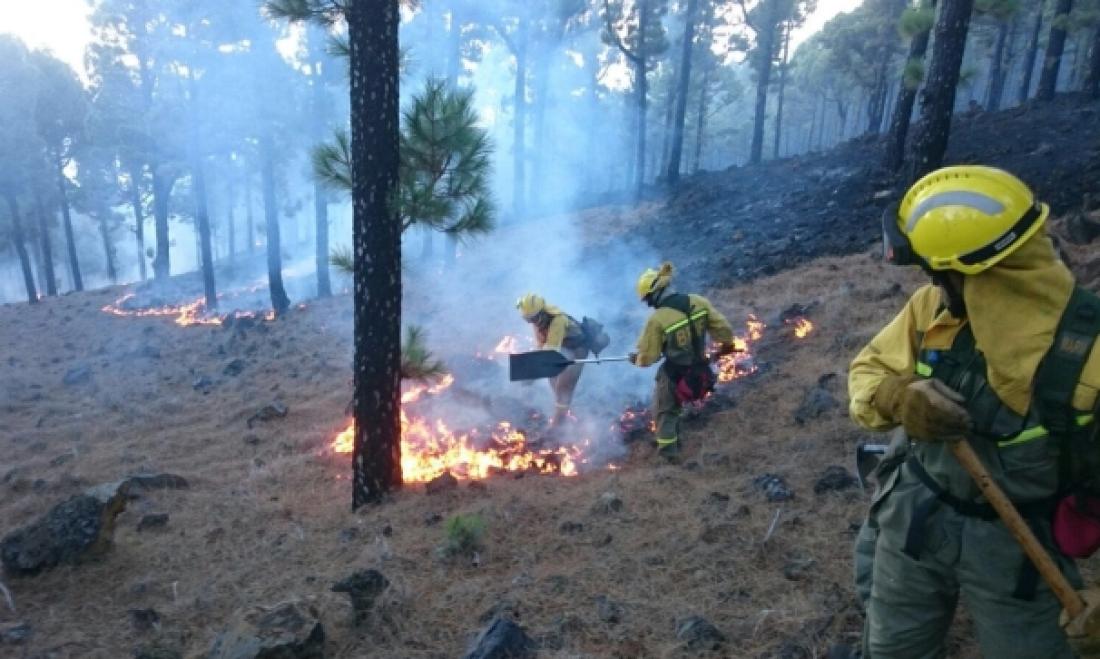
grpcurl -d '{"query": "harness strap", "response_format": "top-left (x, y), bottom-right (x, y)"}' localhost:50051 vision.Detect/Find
top-left (659, 294), bottom-right (707, 364)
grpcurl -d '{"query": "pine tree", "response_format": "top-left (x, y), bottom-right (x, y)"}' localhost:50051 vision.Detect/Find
top-left (884, 0), bottom-right (937, 171)
top-left (1037, 0), bottom-right (1075, 99)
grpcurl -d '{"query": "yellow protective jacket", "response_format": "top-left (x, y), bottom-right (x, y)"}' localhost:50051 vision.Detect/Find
top-left (634, 293), bottom-right (734, 368)
top-left (534, 308), bottom-right (583, 351)
top-left (849, 232), bottom-right (1100, 432)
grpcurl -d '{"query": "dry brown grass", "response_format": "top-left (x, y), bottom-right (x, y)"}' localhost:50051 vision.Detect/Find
top-left (5, 235), bottom-right (1100, 658)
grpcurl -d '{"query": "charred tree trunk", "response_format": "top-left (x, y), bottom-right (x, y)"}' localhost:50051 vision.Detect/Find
top-left (908, 0), bottom-right (975, 183)
top-left (226, 180), bottom-right (236, 262)
top-left (667, 0), bottom-right (700, 184)
top-left (192, 159), bottom-right (217, 309)
top-left (749, 0), bottom-right (779, 165)
top-left (1020, 0), bottom-right (1046, 102)
top-left (884, 0), bottom-right (936, 172)
top-left (691, 59), bottom-right (712, 174)
top-left (773, 21), bottom-right (791, 157)
top-left (986, 16), bottom-right (1012, 111)
top-left (530, 43), bottom-right (551, 209)
top-left (512, 19), bottom-right (528, 218)
top-left (634, 0), bottom-right (650, 201)
top-left (348, 0), bottom-right (403, 508)
top-left (33, 191), bottom-right (57, 296)
top-left (55, 153), bottom-right (82, 291)
top-left (1037, 0), bottom-right (1074, 101)
top-left (1087, 27), bottom-right (1100, 98)
top-left (151, 166), bottom-right (172, 280)
top-left (311, 58), bottom-right (332, 298)
top-left (96, 214), bottom-right (118, 283)
top-left (314, 185), bottom-right (331, 297)
top-left (5, 193), bottom-right (38, 304)
top-left (128, 164), bottom-right (147, 281)
top-left (260, 134), bottom-right (290, 316)
top-left (245, 173), bottom-right (255, 254)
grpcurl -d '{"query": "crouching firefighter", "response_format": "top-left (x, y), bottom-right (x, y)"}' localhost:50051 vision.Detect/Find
top-left (516, 294), bottom-right (606, 430)
top-left (849, 165), bottom-right (1100, 658)
top-left (629, 262), bottom-right (735, 458)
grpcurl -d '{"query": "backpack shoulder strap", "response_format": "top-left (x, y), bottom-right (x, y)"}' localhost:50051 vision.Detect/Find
top-left (1035, 286), bottom-right (1100, 433)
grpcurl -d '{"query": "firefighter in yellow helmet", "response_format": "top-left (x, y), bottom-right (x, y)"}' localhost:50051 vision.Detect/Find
top-left (516, 293), bottom-right (589, 430)
top-left (850, 165), bottom-right (1100, 658)
top-left (628, 262), bottom-right (735, 457)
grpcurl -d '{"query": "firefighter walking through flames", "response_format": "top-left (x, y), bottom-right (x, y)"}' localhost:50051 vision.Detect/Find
top-left (516, 294), bottom-right (589, 433)
top-left (629, 262), bottom-right (735, 458)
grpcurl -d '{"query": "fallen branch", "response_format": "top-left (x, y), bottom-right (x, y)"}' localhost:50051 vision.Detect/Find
top-left (762, 507), bottom-right (782, 544)
top-left (0, 579), bottom-right (15, 613)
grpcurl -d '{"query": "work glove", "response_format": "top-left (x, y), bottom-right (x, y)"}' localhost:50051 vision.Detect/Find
top-left (872, 374), bottom-right (971, 441)
top-left (1061, 589), bottom-right (1100, 657)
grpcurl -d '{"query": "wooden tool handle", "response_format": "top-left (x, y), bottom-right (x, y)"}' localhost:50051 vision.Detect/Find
top-left (950, 439), bottom-right (1086, 618)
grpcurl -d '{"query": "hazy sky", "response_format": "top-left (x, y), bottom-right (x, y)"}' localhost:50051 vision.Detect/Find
top-left (0, 0), bottom-right (859, 81)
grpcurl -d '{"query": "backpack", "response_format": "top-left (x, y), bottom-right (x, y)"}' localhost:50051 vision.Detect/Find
top-left (659, 294), bottom-right (716, 403)
top-left (580, 316), bottom-right (611, 356)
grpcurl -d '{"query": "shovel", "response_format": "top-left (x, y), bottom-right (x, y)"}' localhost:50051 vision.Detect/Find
top-left (508, 350), bottom-right (632, 381)
top-left (948, 438), bottom-right (1089, 622)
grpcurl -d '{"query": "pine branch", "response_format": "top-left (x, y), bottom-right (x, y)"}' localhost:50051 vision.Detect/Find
top-left (329, 245), bottom-right (353, 274)
top-left (311, 129), bottom-right (353, 193)
top-left (401, 326), bottom-right (448, 382)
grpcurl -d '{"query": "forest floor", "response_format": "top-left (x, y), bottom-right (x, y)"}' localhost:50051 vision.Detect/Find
top-left (3, 95), bottom-right (1100, 659)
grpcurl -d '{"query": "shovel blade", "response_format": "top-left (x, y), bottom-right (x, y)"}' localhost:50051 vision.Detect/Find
top-left (508, 350), bottom-right (574, 381)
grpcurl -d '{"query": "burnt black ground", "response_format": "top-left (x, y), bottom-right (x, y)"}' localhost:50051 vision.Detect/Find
top-left (631, 93), bottom-right (1100, 289)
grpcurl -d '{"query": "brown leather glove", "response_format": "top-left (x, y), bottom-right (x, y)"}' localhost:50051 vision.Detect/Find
top-left (872, 374), bottom-right (971, 441)
top-left (1062, 589), bottom-right (1100, 657)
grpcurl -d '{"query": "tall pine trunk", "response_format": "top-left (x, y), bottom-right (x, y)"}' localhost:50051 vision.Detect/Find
top-left (634, 0), bottom-right (649, 201)
top-left (245, 173), bottom-right (255, 254)
top-left (128, 164), bottom-right (147, 281)
top-left (97, 214), bottom-right (118, 283)
top-left (348, 0), bottom-right (402, 508)
top-left (908, 0), bottom-right (975, 182)
top-left (691, 60), bottom-right (711, 174)
top-left (1020, 0), bottom-right (1046, 103)
top-left (530, 43), bottom-right (551, 210)
top-left (1037, 0), bottom-right (1074, 100)
top-left (1086, 27), bottom-right (1100, 98)
top-left (151, 166), bottom-right (172, 280)
top-left (986, 16), bottom-right (1012, 111)
top-left (512, 19), bottom-right (528, 218)
top-left (311, 57), bottom-right (332, 298)
top-left (884, 0), bottom-right (936, 172)
top-left (5, 193), bottom-right (38, 304)
top-left (192, 159), bottom-right (217, 309)
top-left (773, 22), bottom-right (791, 157)
top-left (55, 153), bottom-right (82, 291)
top-left (260, 134), bottom-right (290, 316)
top-left (227, 181), bottom-right (236, 262)
top-left (749, 0), bottom-right (779, 164)
top-left (33, 191), bottom-right (57, 296)
top-left (667, 0), bottom-right (700, 184)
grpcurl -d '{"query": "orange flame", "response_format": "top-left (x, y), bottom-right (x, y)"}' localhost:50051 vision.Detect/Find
top-left (493, 335), bottom-right (519, 354)
top-left (787, 317), bottom-right (814, 339)
top-left (715, 314), bottom-right (765, 384)
top-left (102, 293), bottom-right (276, 327)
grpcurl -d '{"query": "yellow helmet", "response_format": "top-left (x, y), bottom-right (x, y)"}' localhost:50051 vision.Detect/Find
top-left (636, 261), bottom-right (674, 300)
top-left (516, 293), bottom-right (545, 320)
top-left (885, 165), bottom-right (1048, 275)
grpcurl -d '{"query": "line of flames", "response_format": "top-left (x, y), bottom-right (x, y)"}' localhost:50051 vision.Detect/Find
top-left (330, 314), bottom-right (815, 482)
top-left (102, 293), bottom-right (278, 327)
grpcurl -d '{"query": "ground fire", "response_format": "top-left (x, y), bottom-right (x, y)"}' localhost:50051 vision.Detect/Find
top-left (330, 313), bottom-right (814, 482)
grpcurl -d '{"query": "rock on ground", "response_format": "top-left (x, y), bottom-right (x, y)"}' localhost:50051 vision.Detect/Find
top-left (676, 615), bottom-right (726, 652)
top-left (462, 615), bottom-right (535, 659)
top-left (331, 569), bottom-right (389, 625)
top-left (1, 480), bottom-right (130, 576)
top-left (207, 600), bottom-right (324, 659)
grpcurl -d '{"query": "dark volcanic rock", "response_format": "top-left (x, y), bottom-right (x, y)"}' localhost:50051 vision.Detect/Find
top-left (463, 615), bottom-right (535, 659)
top-left (128, 473), bottom-right (190, 490)
top-left (753, 474), bottom-right (794, 502)
top-left (208, 600), bottom-right (324, 659)
top-left (63, 365), bottom-right (92, 386)
top-left (246, 401), bottom-right (288, 429)
top-left (676, 615), bottom-right (726, 652)
top-left (0, 622), bottom-right (31, 645)
top-left (793, 386), bottom-right (839, 425)
top-left (331, 569), bottom-right (389, 625)
top-left (128, 607), bottom-right (161, 633)
top-left (222, 359), bottom-right (246, 376)
top-left (1, 481), bottom-right (130, 576)
top-left (137, 513), bottom-right (170, 532)
top-left (814, 466), bottom-right (858, 494)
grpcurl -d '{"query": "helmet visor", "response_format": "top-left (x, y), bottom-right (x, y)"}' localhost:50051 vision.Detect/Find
top-left (882, 203), bottom-right (924, 268)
